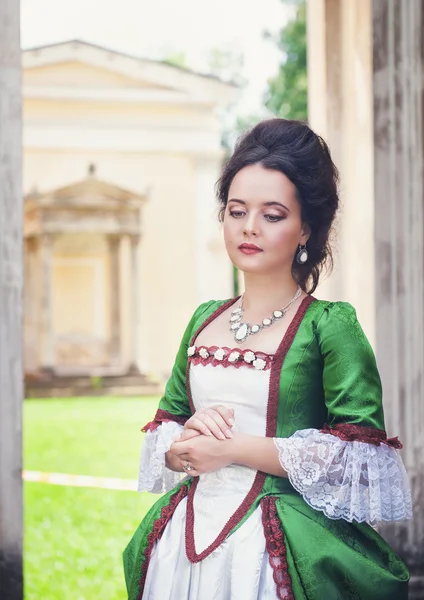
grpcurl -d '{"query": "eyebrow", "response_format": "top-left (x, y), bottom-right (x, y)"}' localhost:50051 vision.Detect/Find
top-left (228, 198), bottom-right (290, 212)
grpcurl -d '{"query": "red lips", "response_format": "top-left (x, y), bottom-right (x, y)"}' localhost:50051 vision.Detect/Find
top-left (238, 243), bottom-right (263, 255)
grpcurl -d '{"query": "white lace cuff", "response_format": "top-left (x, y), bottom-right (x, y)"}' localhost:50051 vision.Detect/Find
top-left (274, 428), bottom-right (412, 524)
top-left (138, 421), bottom-right (185, 493)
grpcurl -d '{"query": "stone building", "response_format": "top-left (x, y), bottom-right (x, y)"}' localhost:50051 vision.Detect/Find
top-left (307, 0), bottom-right (424, 594)
top-left (22, 40), bottom-right (237, 394)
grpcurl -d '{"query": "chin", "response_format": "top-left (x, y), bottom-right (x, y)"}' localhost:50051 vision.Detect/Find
top-left (232, 259), bottom-right (270, 275)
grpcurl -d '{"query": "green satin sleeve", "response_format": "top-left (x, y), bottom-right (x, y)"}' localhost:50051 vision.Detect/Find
top-left (317, 302), bottom-right (385, 431)
top-left (142, 300), bottom-right (219, 429)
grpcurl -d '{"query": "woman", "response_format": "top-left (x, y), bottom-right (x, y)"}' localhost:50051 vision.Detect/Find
top-left (123, 119), bottom-right (412, 600)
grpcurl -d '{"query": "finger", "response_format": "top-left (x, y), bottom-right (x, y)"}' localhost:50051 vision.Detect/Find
top-left (170, 441), bottom-right (190, 457)
top-left (210, 405), bottom-right (236, 428)
top-left (204, 409), bottom-right (234, 439)
top-left (184, 417), bottom-right (213, 437)
top-left (179, 459), bottom-right (200, 477)
top-left (182, 468), bottom-right (200, 477)
top-left (196, 413), bottom-right (228, 440)
top-left (179, 429), bottom-right (201, 441)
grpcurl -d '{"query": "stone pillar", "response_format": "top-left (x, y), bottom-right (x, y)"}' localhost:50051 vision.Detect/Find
top-left (108, 234), bottom-right (122, 367)
top-left (0, 1), bottom-right (23, 594)
top-left (306, 0), bottom-right (376, 345)
top-left (128, 234), bottom-right (141, 374)
top-left (23, 237), bottom-right (38, 372)
top-left (39, 233), bottom-right (55, 374)
top-left (373, 1), bottom-right (424, 594)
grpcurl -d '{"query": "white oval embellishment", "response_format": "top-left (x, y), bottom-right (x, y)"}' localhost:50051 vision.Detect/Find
top-left (273, 310), bottom-right (283, 319)
top-left (262, 318), bottom-right (272, 327)
top-left (235, 323), bottom-right (249, 341)
top-left (251, 324), bottom-right (260, 333)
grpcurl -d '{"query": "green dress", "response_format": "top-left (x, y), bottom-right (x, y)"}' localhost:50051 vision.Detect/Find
top-left (123, 296), bottom-right (411, 600)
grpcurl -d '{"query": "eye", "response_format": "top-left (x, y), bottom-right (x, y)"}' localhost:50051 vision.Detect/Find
top-left (229, 211), bottom-right (246, 219)
top-left (264, 214), bottom-right (284, 222)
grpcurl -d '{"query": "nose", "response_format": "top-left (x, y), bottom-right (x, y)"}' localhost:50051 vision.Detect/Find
top-left (242, 213), bottom-right (258, 237)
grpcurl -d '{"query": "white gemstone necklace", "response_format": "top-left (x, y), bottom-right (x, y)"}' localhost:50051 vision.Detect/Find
top-left (229, 286), bottom-right (302, 344)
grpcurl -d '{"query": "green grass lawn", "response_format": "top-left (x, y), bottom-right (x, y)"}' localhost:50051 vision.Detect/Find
top-left (24, 396), bottom-right (161, 600)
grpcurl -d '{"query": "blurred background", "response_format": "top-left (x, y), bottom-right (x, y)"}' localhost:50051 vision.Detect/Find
top-left (2, 0), bottom-right (424, 598)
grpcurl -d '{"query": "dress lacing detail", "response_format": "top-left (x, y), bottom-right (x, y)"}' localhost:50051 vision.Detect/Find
top-left (137, 484), bottom-right (189, 600)
top-left (261, 496), bottom-right (294, 600)
top-left (187, 345), bottom-right (273, 371)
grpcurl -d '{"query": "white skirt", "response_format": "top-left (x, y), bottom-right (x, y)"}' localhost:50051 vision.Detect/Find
top-left (142, 498), bottom-right (280, 600)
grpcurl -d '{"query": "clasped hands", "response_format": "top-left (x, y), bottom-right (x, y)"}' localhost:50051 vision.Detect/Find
top-left (166, 406), bottom-right (236, 477)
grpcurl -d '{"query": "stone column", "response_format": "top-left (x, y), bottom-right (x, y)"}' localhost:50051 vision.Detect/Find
top-left (39, 233), bottom-right (55, 374)
top-left (108, 234), bottom-right (122, 367)
top-left (373, 1), bottom-right (424, 595)
top-left (306, 0), bottom-right (376, 345)
top-left (0, 1), bottom-right (23, 593)
top-left (128, 234), bottom-right (141, 374)
top-left (24, 237), bottom-right (38, 372)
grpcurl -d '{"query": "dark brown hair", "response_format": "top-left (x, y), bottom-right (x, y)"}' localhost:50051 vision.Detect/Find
top-left (217, 118), bottom-right (339, 293)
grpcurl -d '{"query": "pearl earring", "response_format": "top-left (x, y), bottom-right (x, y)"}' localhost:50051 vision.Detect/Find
top-left (296, 244), bottom-right (308, 264)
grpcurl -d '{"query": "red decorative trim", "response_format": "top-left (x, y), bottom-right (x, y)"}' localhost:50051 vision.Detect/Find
top-left (189, 345), bottom-right (273, 371)
top-left (141, 409), bottom-right (188, 433)
top-left (261, 496), bottom-right (294, 600)
top-left (186, 297), bottom-right (239, 414)
top-left (266, 295), bottom-right (315, 437)
top-left (320, 423), bottom-right (403, 449)
top-left (185, 472), bottom-right (266, 563)
top-left (184, 294), bottom-right (316, 563)
top-left (136, 484), bottom-right (189, 600)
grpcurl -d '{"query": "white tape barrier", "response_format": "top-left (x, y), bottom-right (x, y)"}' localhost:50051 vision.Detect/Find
top-left (23, 470), bottom-right (138, 491)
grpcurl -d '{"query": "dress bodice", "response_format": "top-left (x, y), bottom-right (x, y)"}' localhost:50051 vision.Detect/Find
top-left (189, 346), bottom-right (273, 436)
top-left (188, 347), bottom-right (272, 555)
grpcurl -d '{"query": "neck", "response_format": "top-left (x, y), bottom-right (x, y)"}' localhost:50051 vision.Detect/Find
top-left (241, 270), bottom-right (303, 314)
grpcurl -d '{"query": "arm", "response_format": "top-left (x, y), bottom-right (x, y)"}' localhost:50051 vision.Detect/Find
top-left (230, 434), bottom-right (287, 477)
top-left (272, 302), bottom-right (412, 524)
top-left (170, 432), bottom-right (288, 478)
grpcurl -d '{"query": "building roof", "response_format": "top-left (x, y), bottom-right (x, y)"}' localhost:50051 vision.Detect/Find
top-left (23, 39), bottom-right (238, 86)
top-left (22, 39), bottom-right (239, 107)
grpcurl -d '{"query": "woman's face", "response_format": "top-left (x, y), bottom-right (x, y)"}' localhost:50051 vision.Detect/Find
top-left (223, 163), bottom-right (310, 276)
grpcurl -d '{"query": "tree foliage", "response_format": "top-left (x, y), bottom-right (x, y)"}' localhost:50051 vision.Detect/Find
top-left (265, 0), bottom-right (307, 121)
top-left (207, 47), bottom-right (246, 86)
top-left (162, 51), bottom-right (189, 69)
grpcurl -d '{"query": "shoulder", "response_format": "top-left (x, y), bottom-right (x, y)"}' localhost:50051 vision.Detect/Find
top-left (316, 300), bottom-right (357, 324)
top-left (310, 298), bottom-right (357, 321)
top-left (189, 297), bottom-right (235, 331)
top-left (312, 299), bottom-right (371, 352)
top-left (192, 298), bottom-right (233, 319)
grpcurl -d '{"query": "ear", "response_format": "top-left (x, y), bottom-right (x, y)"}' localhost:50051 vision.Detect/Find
top-left (300, 223), bottom-right (311, 245)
